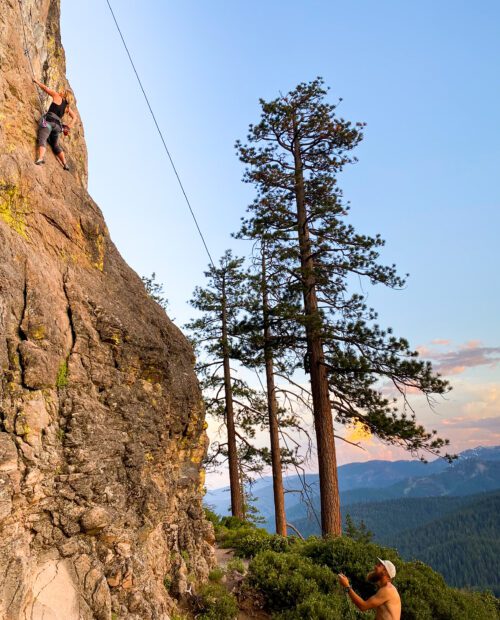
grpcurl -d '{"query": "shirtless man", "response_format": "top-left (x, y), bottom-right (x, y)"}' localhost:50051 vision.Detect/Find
top-left (338, 558), bottom-right (401, 619)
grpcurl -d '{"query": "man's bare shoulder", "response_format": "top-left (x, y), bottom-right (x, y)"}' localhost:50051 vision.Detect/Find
top-left (380, 582), bottom-right (401, 600)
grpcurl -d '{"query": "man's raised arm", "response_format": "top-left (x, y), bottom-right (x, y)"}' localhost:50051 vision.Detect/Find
top-left (338, 573), bottom-right (391, 612)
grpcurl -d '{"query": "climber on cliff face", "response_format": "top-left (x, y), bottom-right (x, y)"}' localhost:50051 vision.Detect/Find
top-left (33, 78), bottom-right (76, 171)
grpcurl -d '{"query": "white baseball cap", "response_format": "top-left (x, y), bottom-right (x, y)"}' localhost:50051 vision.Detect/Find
top-left (377, 558), bottom-right (396, 579)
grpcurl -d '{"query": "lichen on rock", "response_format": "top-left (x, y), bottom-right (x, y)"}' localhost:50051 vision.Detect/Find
top-left (0, 1), bottom-right (213, 618)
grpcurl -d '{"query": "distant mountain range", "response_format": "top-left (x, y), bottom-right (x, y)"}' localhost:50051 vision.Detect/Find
top-left (205, 445), bottom-right (500, 521)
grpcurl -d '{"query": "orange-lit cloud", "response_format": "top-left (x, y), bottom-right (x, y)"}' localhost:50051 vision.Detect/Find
top-left (345, 420), bottom-right (373, 444)
top-left (415, 345), bottom-right (432, 357)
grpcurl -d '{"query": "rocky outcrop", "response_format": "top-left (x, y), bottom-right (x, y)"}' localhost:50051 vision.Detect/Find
top-left (0, 1), bottom-right (213, 618)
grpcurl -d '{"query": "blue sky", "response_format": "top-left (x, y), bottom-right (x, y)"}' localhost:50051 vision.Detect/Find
top-left (60, 1), bottom-right (499, 478)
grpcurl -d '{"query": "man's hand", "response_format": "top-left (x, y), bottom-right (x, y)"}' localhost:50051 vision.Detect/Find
top-left (338, 573), bottom-right (350, 588)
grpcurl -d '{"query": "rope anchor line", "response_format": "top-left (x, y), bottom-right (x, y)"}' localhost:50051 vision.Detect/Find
top-left (104, 0), bottom-right (216, 270)
top-left (17, 0), bottom-right (45, 113)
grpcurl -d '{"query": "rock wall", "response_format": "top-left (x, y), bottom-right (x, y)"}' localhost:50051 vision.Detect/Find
top-left (0, 1), bottom-right (213, 618)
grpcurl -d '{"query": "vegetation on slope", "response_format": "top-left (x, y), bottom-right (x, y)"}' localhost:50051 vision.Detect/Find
top-left (393, 492), bottom-right (500, 595)
top-left (207, 509), bottom-right (499, 620)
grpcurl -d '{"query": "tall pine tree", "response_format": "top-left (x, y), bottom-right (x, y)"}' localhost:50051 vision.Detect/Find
top-left (235, 240), bottom-right (306, 535)
top-left (237, 78), bottom-right (452, 536)
top-left (186, 250), bottom-right (255, 519)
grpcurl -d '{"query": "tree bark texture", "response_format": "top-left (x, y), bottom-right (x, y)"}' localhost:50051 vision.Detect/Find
top-left (291, 114), bottom-right (341, 537)
top-left (221, 276), bottom-right (244, 518)
top-left (261, 250), bottom-right (288, 536)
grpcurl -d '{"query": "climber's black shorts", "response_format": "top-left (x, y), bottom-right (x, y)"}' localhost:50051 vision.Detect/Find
top-left (37, 115), bottom-right (64, 156)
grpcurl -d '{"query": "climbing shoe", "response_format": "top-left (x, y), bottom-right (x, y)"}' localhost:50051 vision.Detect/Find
top-left (63, 164), bottom-right (70, 171)
top-left (35, 159), bottom-right (45, 165)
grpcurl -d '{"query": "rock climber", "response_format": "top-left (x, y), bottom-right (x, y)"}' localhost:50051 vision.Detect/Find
top-left (32, 78), bottom-right (76, 171)
top-left (338, 558), bottom-right (401, 619)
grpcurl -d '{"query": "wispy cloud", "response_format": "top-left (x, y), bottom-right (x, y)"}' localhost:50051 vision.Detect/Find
top-left (417, 340), bottom-right (500, 376)
top-left (431, 339), bottom-right (451, 345)
top-left (441, 415), bottom-right (500, 430)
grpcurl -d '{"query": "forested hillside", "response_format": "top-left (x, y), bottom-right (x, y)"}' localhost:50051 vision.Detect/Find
top-left (345, 494), bottom-right (486, 540)
top-left (286, 456), bottom-right (500, 528)
top-left (394, 492), bottom-right (500, 595)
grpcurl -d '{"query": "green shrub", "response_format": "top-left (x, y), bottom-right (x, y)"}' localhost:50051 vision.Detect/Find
top-left (221, 526), bottom-right (298, 558)
top-left (232, 530), bottom-right (276, 558)
top-left (227, 557), bottom-right (246, 574)
top-left (396, 561), bottom-right (500, 620)
top-left (56, 360), bottom-right (69, 388)
top-left (248, 550), bottom-right (337, 611)
top-left (195, 583), bottom-right (238, 620)
top-left (244, 537), bottom-right (499, 620)
top-left (208, 567), bottom-right (225, 582)
top-left (218, 524), bottom-right (260, 549)
top-left (219, 515), bottom-right (248, 530)
top-left (299, 536), bottom-right (397, 600)
top-left (163, 575), bottom-right (172, 590)
top-left (275, 592), bottom-right (365, 620)
top-left (204, 507), bottom-right (221, 528)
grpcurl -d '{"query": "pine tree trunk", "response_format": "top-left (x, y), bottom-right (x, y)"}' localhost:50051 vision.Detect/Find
top-left (221, 276), bottom-right (244, 519)
top-left (261, 249), bottom-right (288, 537)
top-left (292, 114), bottom-right (341, 537)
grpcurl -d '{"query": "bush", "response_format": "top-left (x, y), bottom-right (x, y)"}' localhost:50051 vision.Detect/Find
top-left (227, 557), bottom-right (246, 574)
top-left (219, 515), bottom-right (248, 530)
top-left (206, 510), bottom-right (299, 560)
top-left (214, 516), bottom-right (259, 550)
top-left (245, 537), bottom-right (499, 620)
top-left (203, 507), bottom-right (221, 528)
top-left (208, 567), bottom-right (225, 582)
top-left (275, 592), bottom-right (364, 620)
top-left (299, 536), bottom-right (398, 600)
top-left (248, 551), bottom-right (337, 611)
top-left (218, 524), bottom-right (257, 546)
top-left (194, 583), bottom-right (238, 620)
top-left (220, 525), bottom-right (299, 558)
top-left (396, 561), bottom-right (500, 620)
top-left (235, 531), bottom-right (286, 558)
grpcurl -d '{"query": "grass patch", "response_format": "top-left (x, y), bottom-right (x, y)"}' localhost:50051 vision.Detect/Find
top-left (194, 583), bottom-right (238, 620)
top-left (56, 359), bottom-right (69, 388)
top-left (226, 558), bottom-right (246, 574)
top-left (208, 567), bottom-right (225, 582)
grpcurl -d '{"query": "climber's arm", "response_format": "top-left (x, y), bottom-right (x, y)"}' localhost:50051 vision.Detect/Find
top-left (33, 79), bottom-right (58, 98)
top-left (66, 106), bottom-right (76, 127)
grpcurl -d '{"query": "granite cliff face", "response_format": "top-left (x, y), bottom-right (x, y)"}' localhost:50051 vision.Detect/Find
top-left (0, 1), bottom-right (213, 618)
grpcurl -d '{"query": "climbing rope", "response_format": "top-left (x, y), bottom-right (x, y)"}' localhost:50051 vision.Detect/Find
top-left (104, 0), bottom-right (322, 541)
top-left (17, 0), bottom-right (45, 113)
top-left (104, 0), bottom-right (216, 269)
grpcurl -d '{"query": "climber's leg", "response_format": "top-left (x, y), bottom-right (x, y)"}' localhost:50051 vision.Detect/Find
top-left (56, 150), bottom-right (69, 171)
top-left (49, 128), bottom-right (69, 170)
top-left (35, 146), bottom-right (46, 164)
top-left (36, 125), bottom-right (51, 164)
